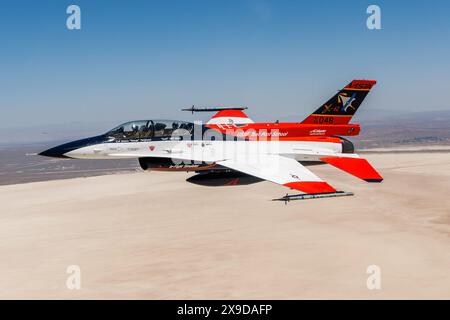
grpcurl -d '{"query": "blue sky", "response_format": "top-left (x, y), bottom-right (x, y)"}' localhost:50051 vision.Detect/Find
top-left (1, 0), bottom-right (450, 129)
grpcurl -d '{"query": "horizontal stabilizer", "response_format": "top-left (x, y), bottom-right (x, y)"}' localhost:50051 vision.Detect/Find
top-left (321, 157), bottom-right (383, 182)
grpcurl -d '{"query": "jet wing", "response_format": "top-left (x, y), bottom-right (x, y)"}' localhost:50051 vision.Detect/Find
top-left (217, 155), bottom-right (336, 194)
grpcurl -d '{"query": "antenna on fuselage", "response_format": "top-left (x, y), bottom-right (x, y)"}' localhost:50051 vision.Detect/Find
top-left (181, 105), bottom-right (248, 114)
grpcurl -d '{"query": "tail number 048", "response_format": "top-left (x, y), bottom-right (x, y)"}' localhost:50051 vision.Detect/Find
top-left (313, 116), bottom-right (334, 124)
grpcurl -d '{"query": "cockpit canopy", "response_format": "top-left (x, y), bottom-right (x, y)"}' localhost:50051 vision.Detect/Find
top-left (106, 120), bottom-right (194, 141)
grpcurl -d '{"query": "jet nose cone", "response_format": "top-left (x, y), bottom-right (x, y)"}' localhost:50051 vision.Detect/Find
top-left (38, 135), bottom-right (107, 159)
top-left (39, 146), bottom-right (70, 159)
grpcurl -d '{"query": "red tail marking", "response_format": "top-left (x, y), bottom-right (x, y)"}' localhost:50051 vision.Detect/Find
top-left (344, 79), bottom-right (377, 90)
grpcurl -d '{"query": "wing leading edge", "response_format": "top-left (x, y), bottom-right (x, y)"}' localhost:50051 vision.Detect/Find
top-left (217, 155), bottom-right (336, 194)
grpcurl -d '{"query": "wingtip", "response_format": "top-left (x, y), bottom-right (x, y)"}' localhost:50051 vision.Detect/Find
top-left (364, 178), bottom-right (383, 183)
top-left (284, 181), bottom-right (336, 194)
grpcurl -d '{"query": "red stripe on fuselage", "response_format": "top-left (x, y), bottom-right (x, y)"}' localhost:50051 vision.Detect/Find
top-left (206, 122), bottom-right (360, 140)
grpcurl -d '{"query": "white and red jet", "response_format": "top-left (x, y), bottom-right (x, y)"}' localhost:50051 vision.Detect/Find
top-left (40, 80), bottom-right (382, 201)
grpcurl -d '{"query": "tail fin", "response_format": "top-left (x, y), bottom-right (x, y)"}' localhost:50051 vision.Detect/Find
top-left (301, 80), bottom-right (377, 125)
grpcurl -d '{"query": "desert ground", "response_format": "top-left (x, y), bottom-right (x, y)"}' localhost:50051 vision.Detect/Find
top-left (0, 152), bottom-right (449, 299)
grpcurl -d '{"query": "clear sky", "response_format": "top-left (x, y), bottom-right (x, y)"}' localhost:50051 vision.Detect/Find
top-left (1, 0), bottom-right (450, 129)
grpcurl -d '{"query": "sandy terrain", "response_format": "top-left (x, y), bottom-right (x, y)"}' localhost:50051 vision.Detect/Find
top-left (0, 152), bottom-right (449, 299)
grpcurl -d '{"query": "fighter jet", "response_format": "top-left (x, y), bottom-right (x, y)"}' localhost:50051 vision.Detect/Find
top-left (40, 80), bottom-right (382, 201)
